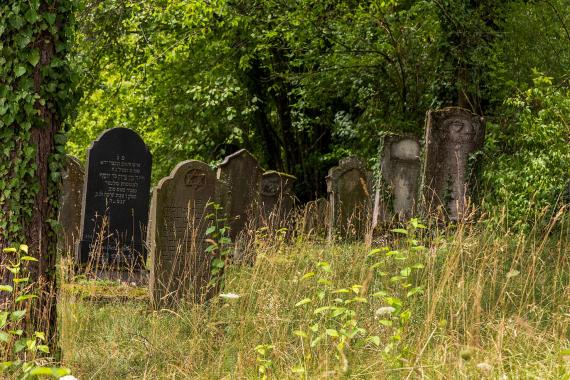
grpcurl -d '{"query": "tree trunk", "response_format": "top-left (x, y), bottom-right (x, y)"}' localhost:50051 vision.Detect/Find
top-left (0, 0), bottom-right (74, 348)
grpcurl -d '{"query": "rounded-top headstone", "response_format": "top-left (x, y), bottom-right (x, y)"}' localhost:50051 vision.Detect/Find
top-left (77, 127), bottom-right (152, 267)
top-left (423, 107), bottom-right (485, 220)
top-left (149, 160), bottom-right (218, 307)
top-left (217, 149), bottom-right (263, 240)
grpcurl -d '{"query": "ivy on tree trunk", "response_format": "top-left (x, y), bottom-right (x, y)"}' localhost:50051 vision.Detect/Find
top-left (0, 0), bottom-right (76, 347)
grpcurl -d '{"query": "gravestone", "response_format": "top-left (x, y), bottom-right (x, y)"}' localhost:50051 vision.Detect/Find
top-left (326, 157), bottom-right (372, 241)
top-left (149, 160), bottom-right (219, 308)
top-left (301, 198), bottom-right (330, 237)
top-left (423, 107), bottom-right (485, 221)
top-left (260, 171), bottom-right (296, 229)
top-left (58, 156), bottom-right (84, 255)
top-left (76, 128), bottom-right (152, 268)
top-left (217, 149), bottom-right (263, 245)
top-left (378, 136), bottom-right (421, 221)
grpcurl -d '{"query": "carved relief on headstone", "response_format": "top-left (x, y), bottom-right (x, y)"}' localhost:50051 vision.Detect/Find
top-left (58, 156), bottom-right (84, 255)
top-left (216, 149), bottom-right (263, 243)
top-left (377, 136), bottom-right (421, 221)
top-left (76, 128), bottom-right (152, 268)
top-left (149, 160), bottom-right (219, 308)
top-left (259, 171), bottom-right (296, 229)
top-left (326, 157), bottom-right (372, 241)
top-left (301, 198), bottom-right (330, 237)
top-left (423, 107), bottom-right (485, 220)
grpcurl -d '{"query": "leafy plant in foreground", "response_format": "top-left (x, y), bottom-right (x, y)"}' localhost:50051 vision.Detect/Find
top-left (291, 219), bottom-right (427, 375)
top-left (0, 245), bottom-right (71, 379)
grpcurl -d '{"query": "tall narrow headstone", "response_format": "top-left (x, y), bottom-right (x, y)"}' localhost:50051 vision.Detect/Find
top-left (217, 149), bottom-right (263, 244)
top-left (58, 156), bottom-right (84, 255)
top-left (77, 128), bottom-right (152, 267)
top-left (423, 107), bottom-right (485, 220)
top-left (149, 160), bottom-right (219, 308)
top-left (326, 157), bottom-right (372, 241)
top-left (378, 136), bottom-right (421, 221)
top-left (260, 171), bottom-right (296, 229)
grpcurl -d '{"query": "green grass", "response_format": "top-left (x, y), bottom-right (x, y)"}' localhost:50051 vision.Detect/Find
top-left (59, 218), bottom-right (570, 379)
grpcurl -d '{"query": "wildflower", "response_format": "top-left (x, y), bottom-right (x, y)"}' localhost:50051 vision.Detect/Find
top-left (476, 362), bottom-right (493, 372)
top-left (219, 293), bottom-right (240, 299)
top-left (375, 306), bottom-right (396, 317)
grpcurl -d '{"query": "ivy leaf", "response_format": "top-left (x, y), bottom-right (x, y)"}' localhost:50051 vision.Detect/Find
top-left (28, 50), bottom-right (40, 67)
top-left (14, 65), bottom-right (26, 78)
top-left (44, 13), bottom-right (57, 25)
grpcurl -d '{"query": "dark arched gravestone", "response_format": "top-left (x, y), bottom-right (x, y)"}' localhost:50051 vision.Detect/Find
top-left (76, 128), bottom-right (152, 268)
top-left (423, 107), bottom-right (485, 221)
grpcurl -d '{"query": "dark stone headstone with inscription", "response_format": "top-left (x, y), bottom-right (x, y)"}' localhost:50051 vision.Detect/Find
top-left (423, 107), bottom-right (485, 221)
top-left (58, 156), bottom-right (84, 255)
top-left (326, 157), bottom-right (372, 241)
top-left (217, 149), bottom-right (263, 243)
top-left (378, 136), bottom-right (421, 221)
top-left (260, 171), bottom-right (296, 229)
top-left (149, 160), bottom-right (218, 308)
top-left (76, 128), bottom-right (152, 267)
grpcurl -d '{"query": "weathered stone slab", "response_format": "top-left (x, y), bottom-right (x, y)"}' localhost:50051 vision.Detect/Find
top-left (149, 160), bottom-right (219, 308)
top-left (76, 128), bottom-right (152, 267)
top-left (326, 157), bottom-right (372, 241)
top-left (423, 107), bottom-right (485, 221)
top-left (301, 198), bottom-right (330, 237)
top-left (378, 135), bottom-right (421, 221)
top-left (259, 171), bottom-right (296, 229)
top-left (58, 155), bottom-right (84, 255)
top-left (216, 149), bottom-right (263, 243)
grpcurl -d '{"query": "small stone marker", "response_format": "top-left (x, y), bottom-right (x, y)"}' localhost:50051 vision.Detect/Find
top-left (217, 149), bottom-right (263, 243)
top-left (76, 128), bottom-right (152, 267)
top-left (423, 107), bottom-right (485, 220)
top-left (58, 156), bottom-right (84, 255)
top-left (326, 157), bottom-right (372, 241)
top-left (149, 160), bottom-right (219, 308)
top-left (378, 136), bottom-right (421, 221)
top-left (260, 171), bottom-right (296, 229)
top-left (301, 198), bottom-right (330, 237)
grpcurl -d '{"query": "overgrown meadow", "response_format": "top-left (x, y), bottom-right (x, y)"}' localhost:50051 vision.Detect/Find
top-left (59, 210), bottom-right (570, 379)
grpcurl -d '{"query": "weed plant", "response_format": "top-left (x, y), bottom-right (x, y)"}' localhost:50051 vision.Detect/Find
top-left (59, 206), bottom-right (569, 379)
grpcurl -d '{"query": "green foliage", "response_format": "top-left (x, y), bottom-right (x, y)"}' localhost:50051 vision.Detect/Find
top-left (291, 219), bottom-right (426, 375)
top-left (0, 245), bottom-right (71, 379)
top-left (0, 0), bottom-right (76, 244)
top-left (68, 0), bottom-right (570, 217)
top-left (205, 202), bottom-right (232, 288)
top-left (482, 72), bottom-right (570, 224)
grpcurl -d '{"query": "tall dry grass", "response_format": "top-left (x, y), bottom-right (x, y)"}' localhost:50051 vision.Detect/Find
top-left (59, 205), bottom-right (569, 379)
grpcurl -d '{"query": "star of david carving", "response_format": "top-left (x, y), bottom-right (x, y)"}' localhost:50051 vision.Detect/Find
top-left (184, 170), bottom-right (206, 190)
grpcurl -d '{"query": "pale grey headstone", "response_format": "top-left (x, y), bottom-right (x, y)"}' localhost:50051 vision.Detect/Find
top-left (149, 160), bottom-right (219, 308)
